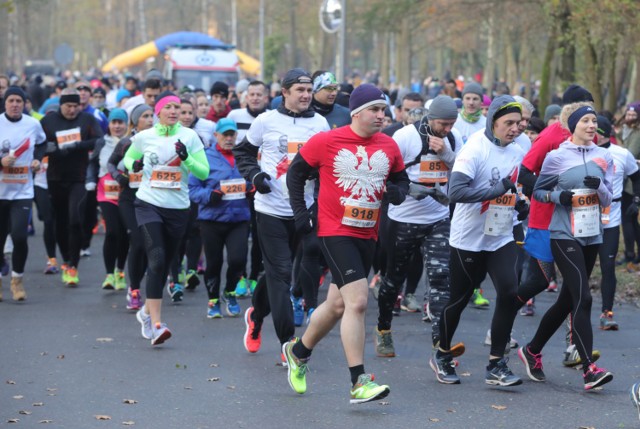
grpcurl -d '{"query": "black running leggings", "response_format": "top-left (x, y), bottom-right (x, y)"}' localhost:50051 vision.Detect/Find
top-left (48, 182), bottom-right (86, 267)
top-left (34, 186), bottom-right (56, 259)
top-left (248, 199), bottom-right (263, 281)
top-left (119, 193), bottom-right (146, 291)
top-left (528, 240), bottom-right (599, 369)
top-left (291, 205), bottom-right (322, 309)
top-left (598, 226), bottom-right (619, 313)
top-left (170, 202), bottom-right (200, 282)
top-left (200, 220), bottom-right (249, 300)
top-left (139, 215), bottom-right (188, 300)
top-left (99, 201), bottom-right (128, 273)
top-left (0, 199), bottom-right (31, 273)
top-left (82, 189), bottom-right (98, 250)
top-left (439, 242), bottom-right (520, 357)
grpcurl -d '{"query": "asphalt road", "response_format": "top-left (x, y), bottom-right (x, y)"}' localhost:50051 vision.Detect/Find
top-left (1, 226), bottom-right (640, 429)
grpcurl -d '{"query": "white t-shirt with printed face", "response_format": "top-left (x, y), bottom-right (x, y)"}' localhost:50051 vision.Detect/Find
top-left (130, 125), bottom-right (204, 209)
top-left (388, 124), bottom-right (462, 225)
top-left (0, 114), bottom-right (46, 200)
top-left (246, 109), bottom-right (330, 217)
top-left (449, 130), bottom-right (525, 252)
top-left (604, 143), bottom-right (639, 229)
top-left (453, 113), bottom-right (486, 145)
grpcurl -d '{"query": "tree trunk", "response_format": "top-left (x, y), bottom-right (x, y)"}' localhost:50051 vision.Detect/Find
top-left (538, 23), bottom-right (557, 113)
top-left (583, 34), bottom-right (602, 110)
top-left (557, 0), bottom-right (575, 85)
top-left (482, 12), bottom-right (496, 92)
top-left (380, 32), bottom-right (389, 87)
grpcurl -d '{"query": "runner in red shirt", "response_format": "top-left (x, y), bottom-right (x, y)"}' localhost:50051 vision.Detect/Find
top-left (283, 84), bottom-right (409, 404)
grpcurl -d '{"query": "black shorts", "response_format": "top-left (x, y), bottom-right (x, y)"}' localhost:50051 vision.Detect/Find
top-left (319, 236), bottom-right (376, 288)
top-left (134, 198), bottom-right (189, 237)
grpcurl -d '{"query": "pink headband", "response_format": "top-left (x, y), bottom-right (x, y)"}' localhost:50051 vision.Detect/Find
top-left (154, 95), bottom-right (181, 116)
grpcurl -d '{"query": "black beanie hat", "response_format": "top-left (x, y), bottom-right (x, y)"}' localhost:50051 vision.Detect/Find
top-left (210, 81), bottom-right (229, 98)
top-left (4, 86), bottom-right (26, 102)
top-left (596, 115), bottom-right (612, 138)
top-left (562, 84), bottom-right (594, 105)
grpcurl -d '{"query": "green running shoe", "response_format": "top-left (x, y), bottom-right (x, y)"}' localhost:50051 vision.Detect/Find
top-left (102, 273), bottom-right (115, 290)
top-left (350, 374), bottom-right (390, 404)
top-left (471, 289), bottom-right (490, 308)
top-left (282, 339), bottom-right (308, 394)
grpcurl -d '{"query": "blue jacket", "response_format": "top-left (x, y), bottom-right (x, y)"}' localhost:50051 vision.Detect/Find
top-left (188, 146), bottom-right (251, 223)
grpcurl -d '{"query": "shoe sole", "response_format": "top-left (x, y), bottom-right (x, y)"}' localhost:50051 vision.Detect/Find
top-left (517, 347), bottom-right (545, 382)
top-left (429, 358), bottom-right (461, 384)
top-left (485, 377), bottom-right (523, 387)
top-left (350, 386), bottom-right (390, 404)
top-left (450, 342), bottom-right (465, 358)
top-left (630, 383), bottom-right (640, 418)
top-left (102, 285), bottom-right (114, 290)
top-left (584, 372), bottom-right (613, 390)
top-left (136, 311), bottom-right (152, 340)
top-left (599, 324), bottom-right (619, 331)
top-left (207, 313), bottom-right (223, 319)
top-left (243, 308), bottom-right (260, 353)
top-left (151, 329), bottom-right (172, 346)
top-left (282, 342), bottom-right (306, 394)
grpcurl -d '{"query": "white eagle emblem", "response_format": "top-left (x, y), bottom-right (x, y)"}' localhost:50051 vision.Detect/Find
top-left (333, 145), bottom-right (390, 204)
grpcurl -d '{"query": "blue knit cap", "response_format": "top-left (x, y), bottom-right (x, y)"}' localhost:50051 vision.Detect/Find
top-left (108, 108), bottom-right (128, 123)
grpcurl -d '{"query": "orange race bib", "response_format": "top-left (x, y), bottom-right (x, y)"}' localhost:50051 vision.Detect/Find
top-left (418, 154), bottom-right (448, 184)
top-left (128, 172), bottom-right (142, 189)
top-left (150, 166), bottom-right (181, 189)
top-left (220, 178), bottom-right (247, 201)
top-left (600, 206), bottom-right (610, 225)
top-left (2, 166), bottom-right (29, 184)
top-left (571, 189), bottom-right (600, 237)
top-left (104, 179), bottom-right (120, 200)
top-left (55, 127), bottom-right (81, 149)
top-left (342, 199), bottom-right (380, 228)
top-left (483, 193), bottom-right (516, 236)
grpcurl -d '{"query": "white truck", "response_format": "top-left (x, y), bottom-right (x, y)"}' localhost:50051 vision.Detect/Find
top-left (163, 46), bottom-right (240, 91)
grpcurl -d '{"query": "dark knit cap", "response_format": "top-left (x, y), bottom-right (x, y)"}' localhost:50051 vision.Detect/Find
top-left (596, 115), bottom-right (612, 138)
top-left (427, 95), bottom-right (458, 120)
top-left (543, 104), bottom-right (561, 124)
top-left (281, 68), bottom-right (312, 89)
top-left (130, 103), bottom-right (152, 126)
top-left (210, 81), bottom-right (229, 98)
top-left (527, 117), bottom-right (545, 134)
top-left (462, 82), bottom-right (483, 98)
top-left (3, 86), bottom-right (26, 102)
top-left (92, 87), bottom-right (106, 97)
top-left (348, 84), bottom-right (387, 117)
top-left (562, 84), bottom-right (594, 105)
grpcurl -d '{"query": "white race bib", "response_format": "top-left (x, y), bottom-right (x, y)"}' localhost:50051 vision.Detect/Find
top-left (220, 178), bottom-right (246, 201)
top-left (418, 154), bottom-right (448, 184)
top-left (483, 193), bottom-right (516, 236)
top-left (571, 189), bottom-right (600, 238)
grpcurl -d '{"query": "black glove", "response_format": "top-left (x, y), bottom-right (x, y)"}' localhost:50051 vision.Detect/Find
top-left (501, 177), bottom-right (518, 195)
top-left (210, 189), bottom-right (224, 204)
top-left (45, 141), bottom-right (58, 154)
top-left (294, 210), bottom-right (314, 235)
top-left (175, 139), bottom-right (188, 161)
top-left (253, 172), bottom-right (272, 194)
top-left (583, 175), bottom-right (601, 190)
top-left (626, 196), bottom-right (640, 217)
top-left (132, 159), bottom-right (144, 173)
top-left (515, 199), bottom-right (529, 221)
top-left (115, 173), bottom-right (129, 188)
top-left (386, 183), bottom-right (407, 206)
top-left (559, 190), bottom-right (575, 206)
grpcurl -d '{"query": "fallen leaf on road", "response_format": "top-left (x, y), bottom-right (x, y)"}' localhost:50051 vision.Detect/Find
top-left (429, 418), bottom-right (440, 422)
top-left (379, 401), bottom-right (390, 405)
top-left (56, 355), bottom-right (65, 360)
top-left (39, 420), bottom-right (53, 423)
top-left (13, 395), bottom-right (24, 399)
top-left (7, 418), bottom-right (19, 423)
top-left (95, 415), bottom-right (111, 420)
top-left (123, 399), bottom-right (138, 404)
top-left (207, 377), bottom-right (220, 382)
top-left (33, 402), bottom-right (44, 406)
top-left (18, 410), bottom-right (32, 415)
top-left (6, 380), bottom-right (16, 384)
top-left (184, 386), bottom-right (192, 390)
top-left (447, 409), bottom-right (456, 413)
top-left (209, 363), bottom-right (219, 368)
top-left (46, 388), bottom-right (57, 392)
top-left (96, 338), bottom-right (114, 343)
top-left (491, 405), bottom-right (507, 410)
top-left (227, 385), bottom-right (236, 390)
top-left (40, 352), bottom-right (48, 356)
top-left (460, 372), bottom-right (471, 377)
top-left (122, 421), bottom-right (135, 426)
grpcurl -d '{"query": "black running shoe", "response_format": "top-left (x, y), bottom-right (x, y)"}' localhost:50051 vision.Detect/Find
top-left (485, 357), bottom-right (522, 386)
top-left (518, 346), bottom-right (545, 382)
top-left (583, 364), bottom-right (613, 390)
